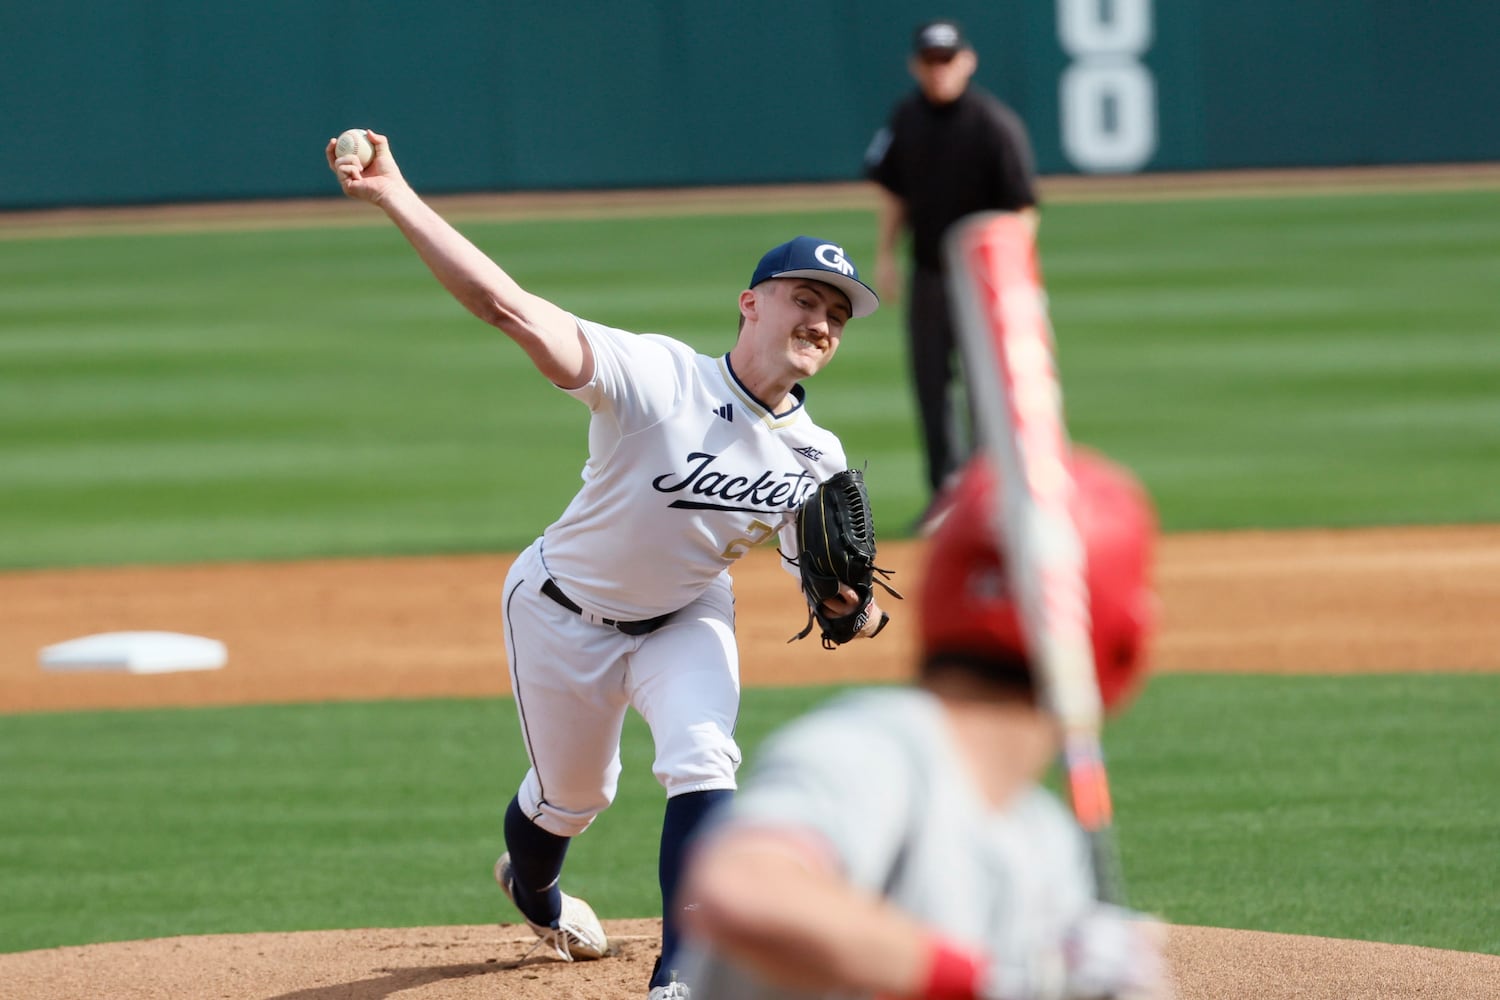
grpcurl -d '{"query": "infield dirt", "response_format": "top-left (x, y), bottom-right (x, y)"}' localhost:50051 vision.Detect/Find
top-left (4, 527), bottom-right (1499, 715)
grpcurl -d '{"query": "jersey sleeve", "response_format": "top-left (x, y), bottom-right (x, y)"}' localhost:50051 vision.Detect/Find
top-left (715, 704), bottom-right (918, 887)
top-left (564, 317), bottom-right (690, 433)
top-left (863, 124), bottom-right (899, 191)
top-left (986, 102), bottom-right (1039, 210)
top-left (864, 98), bottom-right (910, 195)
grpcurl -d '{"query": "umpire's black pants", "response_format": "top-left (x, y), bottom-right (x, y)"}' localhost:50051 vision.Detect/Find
top-left (907, 265), bottom-right (974, 496)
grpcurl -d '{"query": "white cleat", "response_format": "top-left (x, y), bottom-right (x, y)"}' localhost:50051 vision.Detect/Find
top-left (648, 972), bottom-right (691, 999)
top-left (494, 852), bottom-right (609, 961)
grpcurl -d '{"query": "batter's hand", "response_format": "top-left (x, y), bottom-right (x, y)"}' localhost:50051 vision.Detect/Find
top-left (1055, 905), bottom-right (1171, 1000)
top-left (326, 129), bottom-right (409, 206)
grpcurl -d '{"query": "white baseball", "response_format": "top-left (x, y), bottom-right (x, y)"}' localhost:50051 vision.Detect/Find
top-left (335, 128), bottom-right (374, 167)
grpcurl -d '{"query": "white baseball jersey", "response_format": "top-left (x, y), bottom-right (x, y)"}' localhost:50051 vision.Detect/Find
top-left (540, 317), bottom-right (847, 620)
top-left (503, 316), bottom-right (855, 836)
top-left (676, 688), bottom-right (1098, 1000)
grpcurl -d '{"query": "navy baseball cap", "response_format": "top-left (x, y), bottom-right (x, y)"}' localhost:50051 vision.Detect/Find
top-left (749, 236), bottom-right (880, 319)
top-left (912, 19), bottom-right (968, 54)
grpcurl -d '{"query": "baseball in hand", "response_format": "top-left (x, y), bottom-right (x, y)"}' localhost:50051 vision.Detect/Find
top-left (335, 128), bottom-right (374, 167)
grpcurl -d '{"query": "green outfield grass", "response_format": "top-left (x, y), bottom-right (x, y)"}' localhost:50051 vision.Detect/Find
top-left (3, 187), bottom-right (1499, 569)
top-left (1, 675), bottom-right (1496, 956)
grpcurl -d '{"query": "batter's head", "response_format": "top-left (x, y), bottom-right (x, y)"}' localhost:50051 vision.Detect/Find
top-left (918, 448), bottom-right (1157, 712)
top-left (750, 237), bottom-right (880, 319)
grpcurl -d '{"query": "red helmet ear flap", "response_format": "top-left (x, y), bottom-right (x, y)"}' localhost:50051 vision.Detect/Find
top-left (1070, 448), bottom-right (1158, 712)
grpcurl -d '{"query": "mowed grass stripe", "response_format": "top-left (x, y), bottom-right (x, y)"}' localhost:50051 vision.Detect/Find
top-left (0, 675), bottom-right (1496, 955)
top-left (3, 190), bottom-right (1499, 567)
top-left (1043, 190), bottom-right (1500, 529)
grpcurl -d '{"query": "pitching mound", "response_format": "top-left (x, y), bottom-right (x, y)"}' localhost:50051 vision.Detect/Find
top-left (3, 919), bottom-right (1497, 999)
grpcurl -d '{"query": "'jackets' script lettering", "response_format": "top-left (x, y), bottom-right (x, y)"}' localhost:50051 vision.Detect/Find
top-left (653, 452), bottom-right (817, 510)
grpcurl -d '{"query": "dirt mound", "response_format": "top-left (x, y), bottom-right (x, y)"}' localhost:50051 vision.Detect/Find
top-left (3, 920), bottom-right (1496, 999)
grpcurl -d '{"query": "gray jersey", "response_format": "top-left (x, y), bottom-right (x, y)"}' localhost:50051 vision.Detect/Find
top-left (677, 688), bottom-right (1095, 1000)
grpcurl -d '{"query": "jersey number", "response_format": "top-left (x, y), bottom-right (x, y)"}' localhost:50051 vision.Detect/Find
top-left (721, 518), bottom-right (776, 559)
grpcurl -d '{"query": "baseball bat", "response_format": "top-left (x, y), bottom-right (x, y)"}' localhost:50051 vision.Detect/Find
top-left (942, 212), bottom-right (1126, 905)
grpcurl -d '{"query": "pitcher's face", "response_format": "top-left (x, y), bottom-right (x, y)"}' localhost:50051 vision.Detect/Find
top-left (744, 278), bottom-right (850, 378)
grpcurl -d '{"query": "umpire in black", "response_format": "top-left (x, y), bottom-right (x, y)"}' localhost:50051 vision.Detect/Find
top-left (865, 19), bottom-right (1038, 528)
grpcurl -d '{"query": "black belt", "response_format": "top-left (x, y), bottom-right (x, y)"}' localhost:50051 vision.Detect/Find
top-left (541, 578), bottom-right (674, 636)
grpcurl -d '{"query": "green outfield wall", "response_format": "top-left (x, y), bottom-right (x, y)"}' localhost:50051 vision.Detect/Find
top-left (3, 0), bottom-right (1497, 209)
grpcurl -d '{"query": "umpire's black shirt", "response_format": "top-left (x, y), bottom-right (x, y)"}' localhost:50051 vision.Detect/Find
top-left (865, 85), bottom-right (1038, 271)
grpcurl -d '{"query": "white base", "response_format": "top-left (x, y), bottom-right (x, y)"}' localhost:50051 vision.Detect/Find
top-left (40, 631), bottom-right (227, 674)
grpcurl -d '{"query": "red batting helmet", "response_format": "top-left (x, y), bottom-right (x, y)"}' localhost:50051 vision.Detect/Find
top-left (918, 448), bottom-right (1158, 712)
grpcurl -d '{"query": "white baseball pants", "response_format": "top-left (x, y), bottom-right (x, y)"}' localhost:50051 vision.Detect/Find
top-left (502, 542), bottom-right (742, 837)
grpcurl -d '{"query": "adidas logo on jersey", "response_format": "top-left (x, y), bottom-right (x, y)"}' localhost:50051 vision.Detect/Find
top-left (713, 403), bottom-right (734, 423)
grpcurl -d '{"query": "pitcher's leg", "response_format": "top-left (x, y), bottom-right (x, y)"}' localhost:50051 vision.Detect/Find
top-left (499, 544), bottom-right (631, 953)
top-left (657, 789), bottom-right (733, 986)
top-left (627, 586), bottom-right (740, 991)
top-left (502, 795), bottom-right (570, 923)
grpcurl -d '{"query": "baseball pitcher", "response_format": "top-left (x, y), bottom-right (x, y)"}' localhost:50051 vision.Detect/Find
top-left (329, 131), bottom-right (895, 1000)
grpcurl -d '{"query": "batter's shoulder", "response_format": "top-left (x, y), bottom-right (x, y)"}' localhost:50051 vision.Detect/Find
top-left (816, 689), bottom-right (944, 751)
top-left (757, 689), bottom-right (935, 779)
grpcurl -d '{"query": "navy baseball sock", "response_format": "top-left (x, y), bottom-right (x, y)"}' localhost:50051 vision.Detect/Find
top-left (503, 796), bottom-right (569, 926)
top-left (655, 788), bottom-right (733, 988)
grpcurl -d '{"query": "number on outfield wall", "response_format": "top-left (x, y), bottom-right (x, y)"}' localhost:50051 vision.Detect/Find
top-left (1057, 0), bottom-right (1158, 173)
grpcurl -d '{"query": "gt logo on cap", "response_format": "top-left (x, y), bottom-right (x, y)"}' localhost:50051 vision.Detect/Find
top-left (749, 235), bottom-right (880, 318)
top-left (815, 244), bottom-right (855, 276)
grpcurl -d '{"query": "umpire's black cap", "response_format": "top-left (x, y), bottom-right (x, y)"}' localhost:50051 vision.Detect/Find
top-left (912, 19), bottom-right (969, 55)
